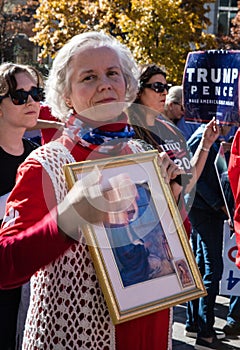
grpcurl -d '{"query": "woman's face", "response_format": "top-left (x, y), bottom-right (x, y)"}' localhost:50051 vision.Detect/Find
top-left (168, 100), bottom-right (185, 122)
top-left (139, 73), bottom-right (167, 114)
top-left (0, 72), bottom-right (40, 129)
top-left (66, 46), bottom-right (127, 122)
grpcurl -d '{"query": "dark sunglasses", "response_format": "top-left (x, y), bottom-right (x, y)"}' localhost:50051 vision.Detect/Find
top-left (0, 87), bottom-right (44, 105)
top-left (142, 82), bottom-right (170, 93)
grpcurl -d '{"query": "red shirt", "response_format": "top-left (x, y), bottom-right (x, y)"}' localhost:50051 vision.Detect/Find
top-left (228, 127), bottom-right (240, 269)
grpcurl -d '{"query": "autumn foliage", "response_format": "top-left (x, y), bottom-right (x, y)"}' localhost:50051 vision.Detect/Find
top-left (31, 0), bottom-right (217, 83)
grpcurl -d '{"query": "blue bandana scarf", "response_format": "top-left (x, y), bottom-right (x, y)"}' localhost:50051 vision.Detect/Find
top-left (64, 113), bottom-right (135, 154)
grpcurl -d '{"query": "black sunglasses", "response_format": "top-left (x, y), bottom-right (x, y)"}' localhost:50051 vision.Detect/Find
top-left (142, 82), bottom-right (170, 93)
top-left (0, 87), bottom-right (44, 105)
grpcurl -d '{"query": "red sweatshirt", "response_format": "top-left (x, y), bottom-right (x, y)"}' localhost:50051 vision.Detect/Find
top-left (228, 127), bottom-right (240, 269)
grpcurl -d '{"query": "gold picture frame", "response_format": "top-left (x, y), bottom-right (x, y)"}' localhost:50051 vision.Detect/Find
top-left (64, 150), bottom-right (206, 324)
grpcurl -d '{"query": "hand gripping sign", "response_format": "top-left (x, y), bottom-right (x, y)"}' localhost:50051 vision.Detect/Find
top-left (183, 50), bottom-right (240, 125)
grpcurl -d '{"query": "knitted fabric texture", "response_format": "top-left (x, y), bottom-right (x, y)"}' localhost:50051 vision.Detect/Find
top-left (22, 141), bottom-right (115, 350)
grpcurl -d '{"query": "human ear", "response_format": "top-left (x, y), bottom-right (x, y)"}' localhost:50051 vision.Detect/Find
top-left (65, 98), bottom-right (73, 108)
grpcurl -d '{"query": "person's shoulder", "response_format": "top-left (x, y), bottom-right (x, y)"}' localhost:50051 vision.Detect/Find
top-left (231, 127), bottom-right (240, 156)
top-left (155, 115), bottom-right (174, 131)
top-left (187, 124), bottom-right (204, 143)
top-left (16, 155), bottom-right (44, 185)
top-left (233, 127), bottom-right (240, 143)
top-left (155, 116), bottom-right (186, 140)
top-left (26, 139), bottom-right (75, 169)
top-left (177, 119), bottom-right (200, 140)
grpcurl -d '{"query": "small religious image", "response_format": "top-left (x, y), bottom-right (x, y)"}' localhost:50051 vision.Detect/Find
top-left (174, 258), bottom-right (194, 288)
top-left (104, 181), bottom-right (175, 288)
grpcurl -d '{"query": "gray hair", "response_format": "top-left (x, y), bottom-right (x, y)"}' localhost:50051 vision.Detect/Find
top-left (45, 31), bottom-right (139, 121)
top-left (165, 85), bottom-right (183, 106)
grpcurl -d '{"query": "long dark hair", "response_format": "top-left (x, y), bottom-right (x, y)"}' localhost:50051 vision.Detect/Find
top-left (128, 63), bottom-right (167, 150)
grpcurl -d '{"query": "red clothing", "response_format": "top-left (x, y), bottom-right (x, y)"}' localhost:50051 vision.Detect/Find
top-left (0, 135), bottom-right (170, 349)
top-left (228, 127), bottom-right (240, 269)
top-left (39, 104), bottom-right (62, 144)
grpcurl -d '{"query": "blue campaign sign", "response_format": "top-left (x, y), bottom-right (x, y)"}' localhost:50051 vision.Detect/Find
top-left (183, 50), bottom-right (240, 125)
top-left (220, 221), bottom-right (240, 296)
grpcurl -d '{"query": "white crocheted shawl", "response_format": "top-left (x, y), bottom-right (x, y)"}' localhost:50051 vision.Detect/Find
top-left (22, 141), bottom-right (115, 350)
top-left (22, 139), bottom-right (173, 350)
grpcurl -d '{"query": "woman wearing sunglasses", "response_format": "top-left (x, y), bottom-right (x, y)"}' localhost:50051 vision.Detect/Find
top-left (0, 32), bottom-right (185, 350)
top-left (129, 63), bottom-right (220, 188)
top-left (128, 63), bottom-right (220, 225)
top-left (0, 62), bottom-right (44, 350)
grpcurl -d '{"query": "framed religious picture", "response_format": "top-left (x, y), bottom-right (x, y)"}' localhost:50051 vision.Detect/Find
top-left (63, 150), bottom-right (206, 324)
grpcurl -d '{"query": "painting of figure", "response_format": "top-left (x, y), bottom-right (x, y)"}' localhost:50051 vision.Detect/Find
top-left (175, 258), bottom-right (194, 288)
top-left (105, 181), bottom-right (175, 287)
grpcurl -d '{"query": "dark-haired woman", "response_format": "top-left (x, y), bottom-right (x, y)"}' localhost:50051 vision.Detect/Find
top-left (0, 63), bottom-right (43, 349)
top-left (128, 63), bottom-right (220, 234)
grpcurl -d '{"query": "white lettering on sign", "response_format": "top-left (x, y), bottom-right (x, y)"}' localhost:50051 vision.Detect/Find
top-left (190, 86), bottom-right (234, 97)
top-left (186, 68), bottom-right (238, 84)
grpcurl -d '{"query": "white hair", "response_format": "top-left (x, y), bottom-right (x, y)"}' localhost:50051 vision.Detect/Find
top-left (165, 85), bottom-right (183, 106)
top-left (45, 31), bottom-right (139, 121)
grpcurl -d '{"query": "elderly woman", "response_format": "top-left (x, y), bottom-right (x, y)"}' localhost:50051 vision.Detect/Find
top-left (163, 85), bottom-right (199, 140)
top-left (0, 32), bottom-right (183, 349)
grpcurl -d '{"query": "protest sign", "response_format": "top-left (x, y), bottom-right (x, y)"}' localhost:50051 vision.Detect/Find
top-left (183, 50), bottom-right (240, 125)
top-left (220, 221), bottom-right (240, 296)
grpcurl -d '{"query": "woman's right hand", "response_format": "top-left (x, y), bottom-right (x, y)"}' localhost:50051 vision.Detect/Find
top-left (157, 151), bottom-right (190, 202)
top-left (57, 168), bottom-right (138, 240)
top-left (157, 151), bottom-right (185, 183)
